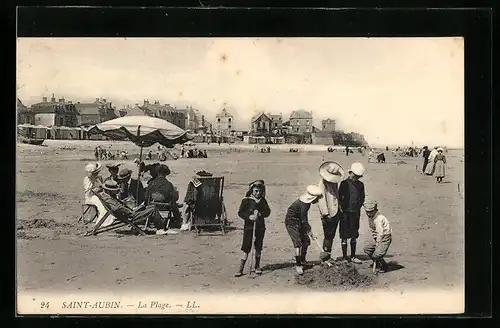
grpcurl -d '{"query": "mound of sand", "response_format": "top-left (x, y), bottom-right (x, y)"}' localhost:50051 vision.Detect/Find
top-left (296, 262), bottom-right (374, 289)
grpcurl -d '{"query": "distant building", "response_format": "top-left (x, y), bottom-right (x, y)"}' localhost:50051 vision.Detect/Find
top-left (139, 100), bottom-right (186, 129)
top-left (75, 97), bottom-right (117, 125)
top-left (251, 112), bottom-right (285, 136)
top-left (125, 104), bottom-right (148, 117)
top-left (31, 94), bottom-right (79, 127)
top-left (321, 118), bottom-right (336, 132)
top-left (251, 112), bottom-right (272, 135)
top-left (214, 108), bottom-right (234, 137)
top-left (289, 109), bottom-right (313, 134)
top-left (17, 98), bottom-right (34, 125)
top-left (269, 113), bottom-right (283, 133)
top-left (194, 114), bottom-right (212, 134)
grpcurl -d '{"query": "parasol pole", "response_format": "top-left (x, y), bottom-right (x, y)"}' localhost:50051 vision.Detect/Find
top-left (136, 125), bottom-right (143, 207)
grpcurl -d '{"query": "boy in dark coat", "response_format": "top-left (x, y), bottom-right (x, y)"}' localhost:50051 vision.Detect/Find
top-left (339, 162), bottom-right (366, 263)
top-left (285, 185), bottom-right (323, 275)
top-left (235, 180), bottom-right (271, 277)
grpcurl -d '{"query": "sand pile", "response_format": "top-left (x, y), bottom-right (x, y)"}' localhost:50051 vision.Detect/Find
top-left (296, 262), bottom-right (374, 289)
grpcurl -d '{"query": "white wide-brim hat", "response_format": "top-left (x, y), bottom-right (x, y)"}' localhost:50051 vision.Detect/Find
top-left (437, 147), bottom-right (444, 152)
top-left (299, 185), bottom-right (323, 203)
top-left (348, 162), bottom-right (365, 177)
top-left (319, 161), bottom-right (345, 183)
top-left (85, 162), bottom-right (102, 174)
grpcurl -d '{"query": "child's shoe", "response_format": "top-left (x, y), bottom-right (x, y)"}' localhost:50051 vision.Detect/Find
top-left (234, 259), bottom-right (246, 277)
top-left (350, 256), bottom-right (362, 264)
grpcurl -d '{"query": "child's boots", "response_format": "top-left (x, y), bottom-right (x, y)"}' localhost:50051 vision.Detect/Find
top-left (234, 259), bottom-right (246, 277)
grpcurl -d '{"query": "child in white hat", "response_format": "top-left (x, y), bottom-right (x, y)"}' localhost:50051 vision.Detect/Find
top-left (363, 200), bottom-right (392, 273)
top-left (284, 185), bottom-right (323, 275)
top-left (338, 162), bottom-right (366, 263)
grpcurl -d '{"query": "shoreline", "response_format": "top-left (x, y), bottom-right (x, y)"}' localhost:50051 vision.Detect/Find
top-left (17, 139), bottom-right (464, 153)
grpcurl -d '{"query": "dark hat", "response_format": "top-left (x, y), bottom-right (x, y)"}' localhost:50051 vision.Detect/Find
top-left (117, 168), bottom-right (133, 181)
top-left (249, 180), bottom-right (265, 188)
top-left (102, 180), bottom-right (120, 192)
top-left (157, 164), bottom-right (171, 176)
top-left (106, 163), bottom-right (121, 169)
top-left (196, 170), bottom-right (212, 177)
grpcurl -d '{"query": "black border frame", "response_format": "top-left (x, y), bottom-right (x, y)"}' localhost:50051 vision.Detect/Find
top-left (8, 4), bottom-right (493, 322)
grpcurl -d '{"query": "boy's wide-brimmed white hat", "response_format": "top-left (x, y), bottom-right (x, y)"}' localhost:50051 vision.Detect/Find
top-left (437, 147), bottom-right (444, 152)
top-left (349, 162), bottom-right (365, 177)
top-left (299, 185), bottom-right (323, 204)
top-left (319, 161), bottom-right (345, 183)
top-left (85, 162), bottom-right (102, 174)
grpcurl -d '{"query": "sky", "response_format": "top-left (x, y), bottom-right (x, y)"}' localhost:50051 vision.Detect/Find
top-left (16, 37), bottom-right (464, 148)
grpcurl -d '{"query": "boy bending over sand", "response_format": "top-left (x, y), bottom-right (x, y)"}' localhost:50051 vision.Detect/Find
top-left (363, 200), bottom-right (392, 273)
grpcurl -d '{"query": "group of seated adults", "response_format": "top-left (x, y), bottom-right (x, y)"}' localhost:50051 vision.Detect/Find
top-left (83, 161), bottom-right (183, 235)
top-left (181, 148), bottom-right (208, 158)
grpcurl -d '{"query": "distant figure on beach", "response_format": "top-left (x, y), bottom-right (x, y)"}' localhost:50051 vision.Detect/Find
top-left (421, 146), bottom-right (431, 174)
top-left (424, 147), bottom-right (439, 175)
top-left (345, 146), bottom-right (349, 156)
top-left (434, 148), bottom-right (447, 183)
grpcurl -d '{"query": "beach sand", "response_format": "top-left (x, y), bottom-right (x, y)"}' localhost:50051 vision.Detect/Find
top-left (16, 140), bottom-right (464, 297)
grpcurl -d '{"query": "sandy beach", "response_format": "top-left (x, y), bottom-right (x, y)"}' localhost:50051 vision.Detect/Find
top-left (16, 140), bottom-right (464, 305)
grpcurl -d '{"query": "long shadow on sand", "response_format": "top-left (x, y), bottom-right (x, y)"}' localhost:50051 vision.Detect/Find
top-left (261, 260), bottom-right (322, 272)
top-left (351, 254), bottom-right (394, 261)
top-left (384, 261), bottom-right (405, 272)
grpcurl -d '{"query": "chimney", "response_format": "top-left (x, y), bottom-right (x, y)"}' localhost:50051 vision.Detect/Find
top-left (42, 97), bottom-right (47, 102)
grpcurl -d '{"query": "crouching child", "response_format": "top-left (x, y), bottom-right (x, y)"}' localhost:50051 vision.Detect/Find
top-left (285, 185), bottom-right (323, 275)
top-left (235, 180), bottom-right (271, 277)
top-left (363, 200), bottom-right (392, 273)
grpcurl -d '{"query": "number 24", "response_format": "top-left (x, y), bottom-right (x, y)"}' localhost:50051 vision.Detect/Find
top-left (40, 301), bottom-right (50, 309)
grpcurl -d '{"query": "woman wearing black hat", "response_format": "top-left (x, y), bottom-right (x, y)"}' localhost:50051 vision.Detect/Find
top-left (104, 163), bottom-right (121, 183)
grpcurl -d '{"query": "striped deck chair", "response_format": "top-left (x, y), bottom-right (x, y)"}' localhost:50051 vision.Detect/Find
top-left (85, 191), bottom-right (147, 236)
top-left (190, 176), bottom-right (228, 235)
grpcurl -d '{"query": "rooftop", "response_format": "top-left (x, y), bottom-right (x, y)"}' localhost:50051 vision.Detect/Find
top-left (290, 109), bottom-right (312, 119)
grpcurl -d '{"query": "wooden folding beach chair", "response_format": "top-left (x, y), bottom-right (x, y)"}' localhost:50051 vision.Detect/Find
top-left (190, 176), bottom-right (228, 235)
top-left (85, 191), bottom-right (147, 236)
top-left (78, 204), bottom-right (98, 224)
